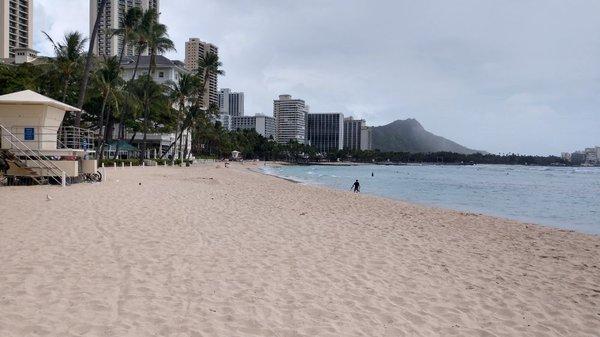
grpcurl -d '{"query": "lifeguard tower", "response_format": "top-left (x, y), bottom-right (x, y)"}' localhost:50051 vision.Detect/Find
top-left (0, 90), bottom-right (98, 186)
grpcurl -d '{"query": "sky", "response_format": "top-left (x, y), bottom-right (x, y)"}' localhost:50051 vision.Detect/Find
top-left (33, 0), bottom-right (600, 155)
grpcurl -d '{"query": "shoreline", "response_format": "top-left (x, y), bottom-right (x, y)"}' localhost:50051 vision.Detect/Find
top-left (255, 163), bottom-right (599, 237)
top-left (273, 161), bottom-right (600, 168)
top-left (1, 164), bottom-right (598, 336)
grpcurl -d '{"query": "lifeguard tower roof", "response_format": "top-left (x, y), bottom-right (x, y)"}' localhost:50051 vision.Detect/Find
top-left (0, 90), bottom-right (80, 112)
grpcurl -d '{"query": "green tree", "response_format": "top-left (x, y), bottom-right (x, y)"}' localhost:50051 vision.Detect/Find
top-left (93, 57), bottom-right (124, 159)
top-left (43, 31), bottom-right (87, 104)
top-left (144, 9), bottom-right (175, 76)
top-left (130, 9), bottom-right (155, 80)
top-left (111, 7), bottom-right (143, 65)
top-left (166, 73), bottom-right (197, 162)
top-left (128, 75), bottom-right (169, 158)
top-left (195, 52), bottom-right (224, 108)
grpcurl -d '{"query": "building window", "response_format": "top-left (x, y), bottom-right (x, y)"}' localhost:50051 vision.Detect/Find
top-left (159, 72), bottom-right (165, 78)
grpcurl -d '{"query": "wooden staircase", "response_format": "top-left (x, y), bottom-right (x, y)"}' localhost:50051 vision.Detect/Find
top-left (0, 150), bottom-right (47, 185)
top-left (0, 124), bottom-right (66, 186)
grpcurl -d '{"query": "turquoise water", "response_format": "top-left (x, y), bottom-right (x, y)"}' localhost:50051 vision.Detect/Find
top-left (261, 164), bottom-right (600, 235)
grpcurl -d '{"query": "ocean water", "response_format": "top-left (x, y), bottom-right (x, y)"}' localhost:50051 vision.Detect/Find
top-left (261, 164), bottom-right (600, 235)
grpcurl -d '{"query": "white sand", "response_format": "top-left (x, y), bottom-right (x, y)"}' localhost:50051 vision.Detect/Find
top-left (0, 164), bottom-right (599, 336)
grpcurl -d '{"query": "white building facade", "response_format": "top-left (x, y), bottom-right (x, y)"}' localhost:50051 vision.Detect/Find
top-left (360, 125), bottom-right (373, 151)
top-left (342, 117), bottom-right (373, 151)
top-left (231, 115), bottom-right (276, 139)
top-left (120, 55), bottom-right (188, 84)
top-left (273, 95), bottom-right (308, 145)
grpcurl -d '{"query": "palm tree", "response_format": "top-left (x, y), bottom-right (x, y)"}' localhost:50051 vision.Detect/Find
top-left (129, 75), bottom-right (167, 159)
top-left (112, 86), bottom-right (141, 159)
top-left (111, 7), bottom-right (143, 66)
top-left (76, 0), bottom-right (109, 126)
top-left (43, 31), bottom-right (88, 104)
top-left (93, 57), bottom-right (123, 159)
top-left (130, 8), bottom-right (165, 81)
top-left (129, 9), bottom-right (154, 81)
top-left (195, 52), bottom-right (224, 109)
top-left (166, 74), bottom-right (196, 162)
top-left (110, 7), bottom-right (143, 150)
top-left (145, 11), bottom-right (175, 76)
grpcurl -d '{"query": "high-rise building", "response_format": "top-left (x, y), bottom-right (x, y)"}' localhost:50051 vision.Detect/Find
top-left (231, 115), bottom-right (276, 139)
top-left (218, 88), bottom-right (244, 117)
top-left (307, 113), bottom-right (344, 153)
top-left (0, 0), bottom-right (33, 59)
top-left (360, 125), bottom-right (373, 151)
top-left (273, 95), bottom-right (308, 144)
top-left (343, 117), bottom-right (367, 150)
top-left (90, 0), bottom-right (159, 58)
top-left (184, 38), bottom-right (219, 108)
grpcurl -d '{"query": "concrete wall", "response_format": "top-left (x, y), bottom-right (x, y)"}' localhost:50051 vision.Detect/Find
top-left (24, 160), bottom-right (78, 177)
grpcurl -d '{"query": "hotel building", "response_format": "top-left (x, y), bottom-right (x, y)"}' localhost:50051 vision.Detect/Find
top-left (360, 125), bottom-right (373, 151)
top-left (0, 0), bottom-right (33, 59)
top-left (273, 95), bottom-right (308, 145)
top-left (343, 117), bottom-right (372, 151)
top-left (343, 117), bottom-right (365, 150)
top-left (231, 115), bottom-right (276, 139)
top-left (307, 113), bottom-right (344, 153)
top-left (184, 38), bottom-right (219, 108)
top-left (218, 88), bottom-right (244, 117)
top-left (90, 0), bottom-right (160, 57)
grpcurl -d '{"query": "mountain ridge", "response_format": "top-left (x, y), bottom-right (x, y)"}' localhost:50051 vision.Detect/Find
top-left (371, 119), bottom-right (484, 154)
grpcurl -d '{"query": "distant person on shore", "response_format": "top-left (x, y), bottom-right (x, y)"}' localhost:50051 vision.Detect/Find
top-left (352, 180), bottom-right (361, 193)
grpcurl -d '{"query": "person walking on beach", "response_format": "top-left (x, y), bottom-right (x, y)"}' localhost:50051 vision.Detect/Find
top-left (352, 180), bottom-right (361, 193)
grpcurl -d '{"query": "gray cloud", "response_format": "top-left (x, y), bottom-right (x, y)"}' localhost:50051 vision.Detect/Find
top-left (34, 0), bottom-right (600, 154)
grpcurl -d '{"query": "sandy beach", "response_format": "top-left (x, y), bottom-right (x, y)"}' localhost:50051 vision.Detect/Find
top-left (0, 163), bottom-right (598, 337)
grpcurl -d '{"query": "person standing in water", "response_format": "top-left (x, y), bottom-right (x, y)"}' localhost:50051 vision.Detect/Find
top-left (352, 180), bottom-right (361, 193)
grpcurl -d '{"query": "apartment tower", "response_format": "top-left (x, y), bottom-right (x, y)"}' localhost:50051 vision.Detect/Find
top-left (344, 117), bottom-right (369, 150)
top-left (307, 113), bottom-right (345, 153)
top-left (273, 95), bottom-right (308, 144)
top-left (0, 0), bottom-right (33, 59)
top-left (90, 0), bottom-right (160, 57)
top-left (218, 88), bottom-right (245, 117)
top-left (184, 38), bottom-right (219, 108)
top-left (360, 125), bottom-right (373, 151)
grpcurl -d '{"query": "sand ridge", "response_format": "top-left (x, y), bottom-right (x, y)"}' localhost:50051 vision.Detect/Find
top-left (0, 164), bottom-right (599, 336)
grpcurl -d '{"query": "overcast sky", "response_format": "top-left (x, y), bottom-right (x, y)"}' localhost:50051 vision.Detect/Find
top-left (34, 0), bottom-right (600, 155)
